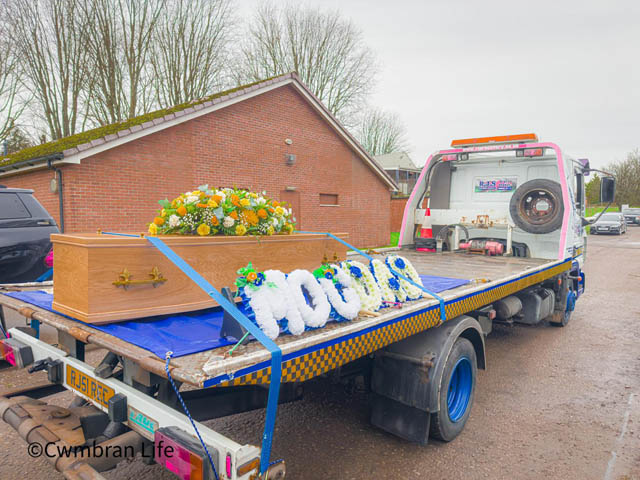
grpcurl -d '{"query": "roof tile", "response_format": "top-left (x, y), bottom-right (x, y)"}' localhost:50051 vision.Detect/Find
top-left (62, 147), bottom-right (79, 156)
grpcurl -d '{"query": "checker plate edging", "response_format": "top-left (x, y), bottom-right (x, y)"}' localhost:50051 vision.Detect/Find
top-left (217, 260), bottom-right (570, 387)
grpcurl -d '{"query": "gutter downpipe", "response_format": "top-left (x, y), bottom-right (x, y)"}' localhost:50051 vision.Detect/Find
top-left (47, 157), bottom-right (64, 233)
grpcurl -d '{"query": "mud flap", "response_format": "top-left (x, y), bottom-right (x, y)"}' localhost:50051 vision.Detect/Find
top-left (371, 393), bottom-right (431, 445)
top-left (369, 315), bottom-right (485, 444)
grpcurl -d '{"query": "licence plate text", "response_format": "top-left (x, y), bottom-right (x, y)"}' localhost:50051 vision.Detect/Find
top-left (65, 364), bottom-right (114, 408)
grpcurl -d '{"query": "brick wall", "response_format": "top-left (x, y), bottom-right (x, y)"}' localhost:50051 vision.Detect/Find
top-left (390, 196), bottom-right (409, 232)
top-left (2, 85), bottom-right (391, 248)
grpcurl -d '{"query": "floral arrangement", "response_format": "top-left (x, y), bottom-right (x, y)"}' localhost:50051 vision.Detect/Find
top-left (235, 263), bottom-right (268, 290)
top-left (314, 264), bottom-right (361, 321)
top-left (370, 259), bottom-right (408, 303)
top-left (235, 264), bottom-right (304, 339)
top-left (234, 256), bottom-right (425, 340)
top-left (148, 186), bottom-right (295, 236)
top-left (341, 260), bottom-right (383, 312)
top-left (287, 269), bottom-right (332, 328)
top-left (385, 255), bottom-right (425, 300)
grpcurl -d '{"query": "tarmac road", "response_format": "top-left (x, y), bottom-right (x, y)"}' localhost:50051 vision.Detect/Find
top-left (1, 228), bottom-right (639, 480)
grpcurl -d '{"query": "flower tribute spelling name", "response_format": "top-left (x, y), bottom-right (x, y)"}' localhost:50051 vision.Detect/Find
top-left (235, 255), bottom-right (427, 340)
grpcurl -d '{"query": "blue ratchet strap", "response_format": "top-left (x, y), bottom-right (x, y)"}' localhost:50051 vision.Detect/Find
top-left (145, 236), bottom-right (282, 475)
top-left (35, 268), bottom-right (53, 282)
top-left (99, 231), bottom-right (144, 237)
top-left (297, 231), bottom-right (447, 323)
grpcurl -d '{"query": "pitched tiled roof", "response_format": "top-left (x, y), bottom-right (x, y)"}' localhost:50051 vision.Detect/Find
top-left (0, 72), bottom-right (397, 189)
top-left (0, 75), bottom-right (285, 167)
top-left (374, 152), bottom-right (420, 171)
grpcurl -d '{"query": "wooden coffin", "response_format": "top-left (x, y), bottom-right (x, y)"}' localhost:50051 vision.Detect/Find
top-left (51, 232), bottom-right (348, 324)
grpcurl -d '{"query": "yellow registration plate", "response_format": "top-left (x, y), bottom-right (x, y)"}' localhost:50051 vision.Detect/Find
top-left (65, 364), bottom-right (114, 408)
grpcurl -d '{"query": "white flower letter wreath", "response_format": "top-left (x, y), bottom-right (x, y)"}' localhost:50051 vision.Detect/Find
top-left (370, 258), bottom-right (408, 303)
top-left (241, 269), bottom-right (306, 339)
top-left (316, 264), bottom-right (361, 321)
top-left (264, 270), bottom-right (305, 336)
top-left (385, 255), bottom-right (425, 300)
top-left (341, 260), bottom-right (383, 312)
top-left (286, 269), bottom-right (331, 328)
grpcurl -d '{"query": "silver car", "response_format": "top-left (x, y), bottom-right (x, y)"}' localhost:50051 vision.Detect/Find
top-left (590, 212), bottom-right (627, 235)
top-left (623, 207), bottom-right (640, 226)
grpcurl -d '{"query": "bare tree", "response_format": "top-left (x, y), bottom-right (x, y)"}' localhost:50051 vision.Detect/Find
top-left (84, 0), bottom-right (165, 124)
top-left (607, 150), bottom-right (640, 208)
top-left (10, 0), bottom-right (93, 140)
top-left (236, 3), bottom-right (377, 122)
top-left (0, 12), bottom-right (26, 144)
top-left (81, 0), bottom-right (126, 124)
top-left (151, 0), bottom-right (233, 107)
top-left (356, 107), bottom-right (409, 156)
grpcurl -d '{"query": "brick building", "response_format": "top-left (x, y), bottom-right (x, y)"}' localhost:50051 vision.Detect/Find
top-left (0, 73), bottom-right (396, 247)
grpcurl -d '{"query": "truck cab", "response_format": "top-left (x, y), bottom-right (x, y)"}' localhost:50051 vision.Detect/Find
top-left (399, 133), bottom-right (593, 266)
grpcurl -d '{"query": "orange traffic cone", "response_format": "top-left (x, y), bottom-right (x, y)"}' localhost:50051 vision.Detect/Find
top-left (420, 208), bottom-right (433, 239)
top-left (417, 208), bottom-right (436, 252)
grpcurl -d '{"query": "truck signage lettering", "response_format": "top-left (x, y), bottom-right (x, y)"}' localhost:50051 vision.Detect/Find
top-left (474, 177), bottom-right (517, 193)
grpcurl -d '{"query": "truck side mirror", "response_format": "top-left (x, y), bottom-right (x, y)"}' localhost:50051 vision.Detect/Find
top-left (600, 177), bottom-right (616, 204)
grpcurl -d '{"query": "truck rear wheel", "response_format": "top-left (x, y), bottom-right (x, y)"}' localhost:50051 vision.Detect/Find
top-left (549, 289), bottom-right (576, 327)
top-left (430, 338), bottom-right (477, 441)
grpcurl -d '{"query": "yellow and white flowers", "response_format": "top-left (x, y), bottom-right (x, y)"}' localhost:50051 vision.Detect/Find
top-left (385, 255), bottom-right (425, 300)
top-left (370, 258), bottom-right (408, 302)
top-left (341, 260), bottom-right (383, 312)
top-left (149, 186), bottom-right (295, 236)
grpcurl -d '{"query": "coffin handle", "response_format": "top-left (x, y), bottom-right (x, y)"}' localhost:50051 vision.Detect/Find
top-left (112, 267), bottom-right (167, 290)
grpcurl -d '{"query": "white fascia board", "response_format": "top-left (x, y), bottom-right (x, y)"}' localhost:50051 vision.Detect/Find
top-left (0, 157), bottom-right (79, 178)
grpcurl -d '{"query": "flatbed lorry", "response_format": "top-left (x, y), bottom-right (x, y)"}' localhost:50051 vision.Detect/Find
top-left (0, 133), bottom-right (615, 479)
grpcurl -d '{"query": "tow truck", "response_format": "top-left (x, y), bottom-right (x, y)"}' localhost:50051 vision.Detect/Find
top-left (0, 133), bottom-right (615, 479)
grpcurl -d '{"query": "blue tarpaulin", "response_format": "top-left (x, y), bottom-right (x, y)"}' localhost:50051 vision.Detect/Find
top-left (4, 291), bottom-right (232, 358)
top-left (4, 274), bottom-right (469, 358)
top-left (419, 274), bottom-right (470, 293)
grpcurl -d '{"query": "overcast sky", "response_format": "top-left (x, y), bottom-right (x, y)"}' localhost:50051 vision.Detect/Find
top-left (241, 0), bottom-right (639, 168)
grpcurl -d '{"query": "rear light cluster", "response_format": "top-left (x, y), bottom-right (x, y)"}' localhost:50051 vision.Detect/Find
top-left (0, 337), bottom-right (33, 368)
top-left (155, 427), bottom-right (217, 480)
top-left (516, 148), bottom-right (544, 157)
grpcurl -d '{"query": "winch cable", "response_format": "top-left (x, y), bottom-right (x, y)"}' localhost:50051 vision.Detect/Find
top-left (140, 235), bottom-right (282, 476)
top-left (296, 231), bottom-right (446, 323)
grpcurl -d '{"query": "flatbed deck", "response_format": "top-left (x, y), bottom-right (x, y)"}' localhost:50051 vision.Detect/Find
top-left (0, 250), bottom-right (571, 388)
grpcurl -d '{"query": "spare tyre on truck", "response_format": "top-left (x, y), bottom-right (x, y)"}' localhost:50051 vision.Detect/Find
top-left (509, 179), bottom-right (564, 234)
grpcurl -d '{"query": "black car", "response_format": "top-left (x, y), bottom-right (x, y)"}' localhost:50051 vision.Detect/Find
top-left (622, 207), bottom-right (640, 226)
top-left (590, 212), bottom-right (627, 235)
top-left (0, 186), bottom-right (59, 283)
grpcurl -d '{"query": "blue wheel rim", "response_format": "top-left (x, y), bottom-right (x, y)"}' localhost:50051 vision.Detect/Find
top-left (447, 357), bottom-right (473, 423)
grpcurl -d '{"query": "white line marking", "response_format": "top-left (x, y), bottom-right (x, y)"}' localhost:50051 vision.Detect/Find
top-left (603, 393), bottom-right (635, 480)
